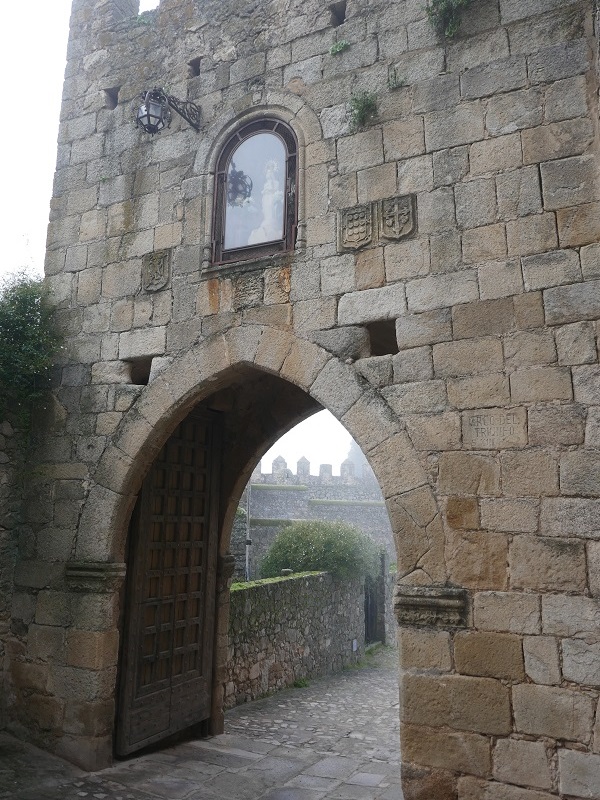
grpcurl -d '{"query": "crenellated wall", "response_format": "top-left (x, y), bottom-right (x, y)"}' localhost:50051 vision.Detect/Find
top-left (1, 0), bottom-right (600, 794)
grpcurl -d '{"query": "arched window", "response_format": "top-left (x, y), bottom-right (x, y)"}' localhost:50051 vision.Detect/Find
top-left (212, 119), bottom-right (298, 265)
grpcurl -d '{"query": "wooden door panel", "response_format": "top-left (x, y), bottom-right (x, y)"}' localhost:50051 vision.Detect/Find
top-left (116, 409), bottom-right (221, 756)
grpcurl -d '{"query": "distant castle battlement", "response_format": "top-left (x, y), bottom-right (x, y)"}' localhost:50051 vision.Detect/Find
top-left (251, 454), bottom-right (379, 490)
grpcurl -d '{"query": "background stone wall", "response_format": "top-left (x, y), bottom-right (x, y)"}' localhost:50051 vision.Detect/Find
top-left (225, 572), bottom-right (365, 708)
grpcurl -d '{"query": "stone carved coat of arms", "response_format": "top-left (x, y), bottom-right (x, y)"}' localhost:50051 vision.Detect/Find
top-left (142, 250), bottom-right (171, 292)
top-left (337, 195), bottom-right (416, 252)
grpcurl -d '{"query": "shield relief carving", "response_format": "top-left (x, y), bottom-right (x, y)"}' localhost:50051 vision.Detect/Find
top-left (337, 195), bottom-right (416, 252)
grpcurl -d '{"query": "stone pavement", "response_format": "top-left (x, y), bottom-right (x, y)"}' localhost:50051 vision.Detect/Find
top-left (0, 646), bottom-right (401, 800)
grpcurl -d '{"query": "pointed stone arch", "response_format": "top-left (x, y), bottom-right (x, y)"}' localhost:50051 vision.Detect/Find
top-left (75, 324), bottom-right (442, 585)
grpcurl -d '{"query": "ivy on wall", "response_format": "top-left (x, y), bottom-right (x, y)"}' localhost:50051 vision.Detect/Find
top-left (0, 273), bottom-right (61, 426)
top-left (427, 0), bottom-right (473, 38)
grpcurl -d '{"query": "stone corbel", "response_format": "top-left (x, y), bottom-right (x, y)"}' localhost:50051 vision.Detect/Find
top-left (65, 561), bottom-right (127, 593)
top-left (394, 584), bottom-right (469, 628)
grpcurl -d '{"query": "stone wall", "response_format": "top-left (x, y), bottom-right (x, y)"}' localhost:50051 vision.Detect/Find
top-left (225, 572), bottom-right (365, 708)
top-left (1, 0), bottom-right (600, 793)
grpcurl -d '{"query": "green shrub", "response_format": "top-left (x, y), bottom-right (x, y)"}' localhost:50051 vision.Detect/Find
top-left (426, 0), bottom-right (473, 38)
top-left (261, 520), bottom-right (380, 581)
top-left (0, 273), bottom-right (61, 425)
top-left (348, 91), bottom-right (378, 132)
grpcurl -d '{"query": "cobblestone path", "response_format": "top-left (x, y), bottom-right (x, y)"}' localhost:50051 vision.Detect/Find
top-left (0, 646), bottom-right (401, 800)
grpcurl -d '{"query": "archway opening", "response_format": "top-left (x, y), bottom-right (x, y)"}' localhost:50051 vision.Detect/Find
top-left (114, 364), bottom-right (400, 793)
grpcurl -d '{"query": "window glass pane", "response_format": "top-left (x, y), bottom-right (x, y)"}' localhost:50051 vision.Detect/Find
top-left (224, 133), bottom-right (286, 250)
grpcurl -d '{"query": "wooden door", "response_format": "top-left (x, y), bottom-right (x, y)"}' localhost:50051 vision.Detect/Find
top-left (116, 409), bottom-right (221, 756)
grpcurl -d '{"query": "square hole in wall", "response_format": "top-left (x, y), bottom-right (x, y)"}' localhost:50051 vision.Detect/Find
top-left (188, 57), bottom-right (201, 77)
top-left (127, 358), bottom-right (153, 386)
top-left (329, 0), bottom-right (347, 27)
top-left (366, 320), bottom-right (398, 356)
top-left (104, 87), bottom-right (120, 109)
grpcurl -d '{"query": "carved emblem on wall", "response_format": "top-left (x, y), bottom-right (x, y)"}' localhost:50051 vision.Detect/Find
top-left (142, 249), bottom-right (171, 292)
top-left (337, 195), bottom-right (416, 252)
top-left (379, 195), bottom-right (415, 240)
top-left (338, 204), bottom-right (374, 251)
top-left (394, 584), bottom-right (469, 628)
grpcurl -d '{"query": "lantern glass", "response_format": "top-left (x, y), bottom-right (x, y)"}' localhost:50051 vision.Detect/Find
top-left (136, 90), bottom-right (171, 134)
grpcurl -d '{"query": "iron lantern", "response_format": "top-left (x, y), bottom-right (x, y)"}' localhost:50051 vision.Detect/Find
top-left (135, 88), bottom-right (201, 135)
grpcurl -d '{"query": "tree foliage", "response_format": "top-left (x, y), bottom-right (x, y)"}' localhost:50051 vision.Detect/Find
top-left (261, 520), bottom-right (380, 581)
top-left (0, 273), bottom-right (61, 424)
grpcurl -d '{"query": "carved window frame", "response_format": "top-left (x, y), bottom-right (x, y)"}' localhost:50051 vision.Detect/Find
top-left (211, 118), bottom-right (298, 266)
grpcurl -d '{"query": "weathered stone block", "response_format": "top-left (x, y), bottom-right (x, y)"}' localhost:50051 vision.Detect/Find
top-left (527, 39), bottom-right (589, 84)
top-left (542, 594), bottom-right (600, 637)
top-left (513, 684), bottom-right (594, 742)
top-left (501, 451), bottom-right (558, 496)
top-left (522, 118), bottom-right (594, 165)
top-left (480, 499), bottom-right (538, 533)
top-left (478, 260), bottom-right (523, 300)
top-left (395, 309), bottom-right (452, 349)
top-left (522, 248), bottom-right (581, 290)
top-left (397, 154), bottom-right (434, 194)
top-left (497, 166), bottom-right (542, 220)
top-left (446, 497), bottom-right (479, 530)
top-left (439, 452), bottom-right (500, 496)
top-left (455, 631), bottom-right (525, 681)
top-left (504, 331), bottom-right (556, 368)
top-left (559, 749), bottom-right (600, 799)
top-left (354, 355), bottom-right (392, 387)
top-left (433, 339), bottom-right (503, 378)
top-left (429, 231), bottom-right (462, 273)
top-left (448, 374), bottom-right (510, 410)
top-left (506, 213), bottom-right (557, 257)
top-left (384, 239), bottom-right (430, 282)
top-left (461, 55), bottom-right (527, 99)
top-left (545, 280), bottom-right (600, 325)
top-left (424, 104), bottom-right (485, 150)
top-left (406, 271), bottom-right (478, 313)
top-left (562, 639), bottom-right (600, 687)
top-left (446, 529), bottom-right (508, 590)
top-left (493, 738), bottom-right (552, 790)
top-left (392, 347), bottom-right (432, 383)
top-left (382, 380), bottom-right (447, 414)
top-left (561, 451), bottom-right (600, 497)
top-left (433, 146), bottom-right (469, 188)
top-left (405, 412), bottom-right (461, 451)
top-left (469, 133), bottom-right (522, 175)
top-left (338, 284), bottom-right (406, 324)
top-left (528, 404), bottom-right (585, 446)
top-left (398, 628), bottom-right (451, 672)
top-left (486, 88), bottom-right (543, 136)
top-left (402, 672), bottom-right (512, 735)
top-left (523, 635), bottom-right (560, 685)
top-left (455, 298), bottom-right (517, 339)
top-left (474, 591), bottom-right (540, 635)
top-left (455, 179), bottom-right (497, 229)
top-left (462, 224), bottom-right (507, 264)
top-left (401, 724), bottom-right (491, 778)
top-left (510, 366), bottom-right (572, 403)
top-left (355, 247), bottom-right (385, 289)
top-left (510, 536), bottom-right (587, 591)
top-left (541, 155), bottom-right (600, 211)
top-left (557, 202), bottom-right (600, 247)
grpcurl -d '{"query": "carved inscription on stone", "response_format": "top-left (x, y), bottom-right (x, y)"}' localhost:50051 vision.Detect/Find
top-left (394, 584), bottom-right (469, 629)
top-left (462, 407), bottom-right (527, 449)
top-left (338, 204), bottom-right (373, 251)
top-left (379, 195), bottom-right (415, 240)
top-left (338, 195), bottom-right (416, 252)
top-left (142, 249), bottom-right (171, 292)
